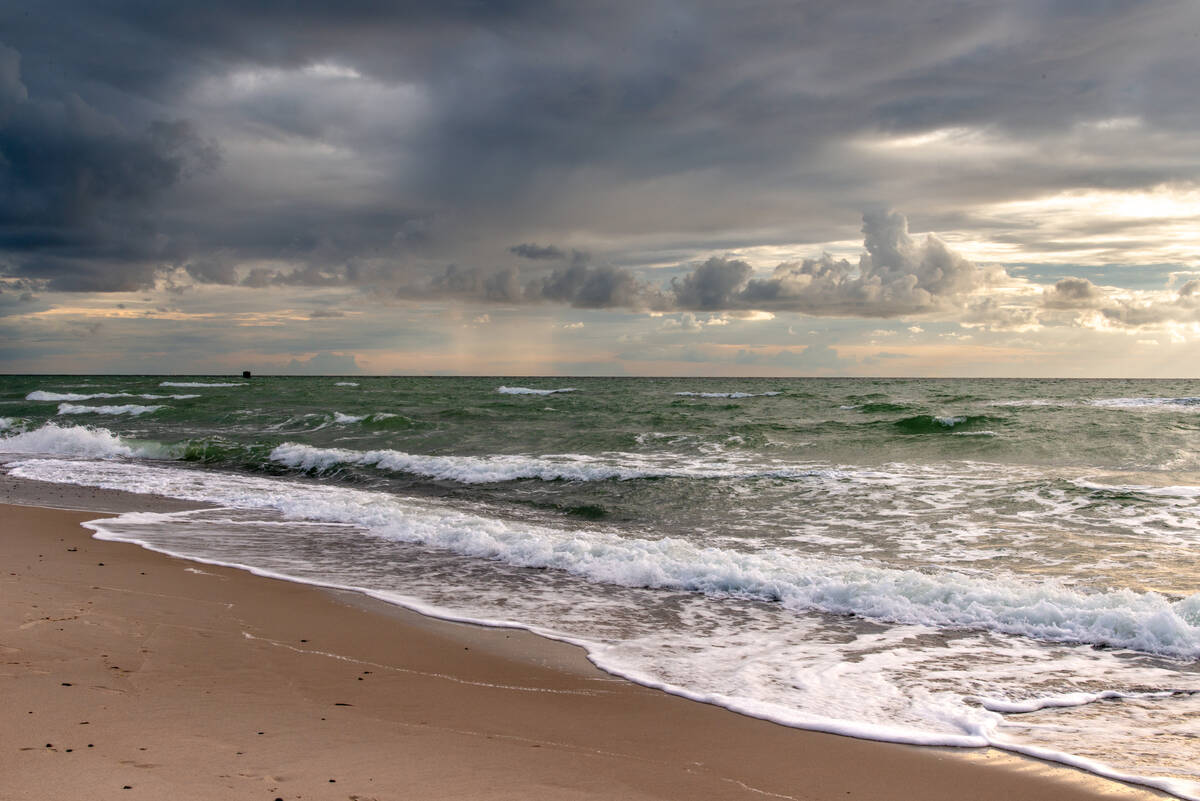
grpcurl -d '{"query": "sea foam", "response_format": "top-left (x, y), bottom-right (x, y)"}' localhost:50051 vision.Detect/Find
top-left (28, 390), bottom-right (200, 401)
top-left (268, 442), bottom-right (833, 483)
top-left (0, 423), bottom-right (163, 459)
top-left (497, 386), bottom-right (577, 395)
top-left (675, 391), bottom-right (781, 398)
top-left (10, 456), bottom-right (1200, 660)
top-left (1093, 397), bottom-right (1200, 409)
top-left (57, 403), bottom-right (165, 417)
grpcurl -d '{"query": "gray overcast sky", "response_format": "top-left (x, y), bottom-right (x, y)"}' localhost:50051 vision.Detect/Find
top-left (2, 0), bottom-right (1200, 375)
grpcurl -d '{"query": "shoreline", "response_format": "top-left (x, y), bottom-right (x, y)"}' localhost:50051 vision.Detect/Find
top-left (0, 474), bottom-right (1176, 800)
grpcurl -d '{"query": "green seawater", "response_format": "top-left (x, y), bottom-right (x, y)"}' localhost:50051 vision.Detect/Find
top-left (3, 375), bottom-right (1200, 796)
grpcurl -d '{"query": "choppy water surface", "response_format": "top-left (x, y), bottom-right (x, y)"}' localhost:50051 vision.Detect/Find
top-left (2, 376), bottom-right (1199, 797)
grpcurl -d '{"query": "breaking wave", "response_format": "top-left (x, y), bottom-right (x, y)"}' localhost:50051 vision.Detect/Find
top-left (497, 386), bottom-right (577, 395)
top-left (268, 441), bottom-right (832, 483)
top-left (1093, 397), bottom-right (1200, 409)
top-left (675, 391), bottom-right (781, 398)
top-left (27, 390), bottom-right (200, 401)
top-left (892, 414), bottom-right (1001, 434)
top-left (56, 403), bottom-right (165, 417)
top-left (332, 411), bottom-right (398, 424)
top-left (159, 381), bottom-right (247, 388)
top-left (9, 456), bottom-right (1200, 661)
top-left (0, 422), bottom-right (166, 459)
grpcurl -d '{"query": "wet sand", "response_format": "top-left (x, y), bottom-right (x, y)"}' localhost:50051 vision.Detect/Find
top-left (0, 489), bottom-right (1173, 800)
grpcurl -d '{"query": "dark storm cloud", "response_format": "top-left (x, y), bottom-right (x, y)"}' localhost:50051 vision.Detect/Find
top-left (672, 258), bottom-right (754, 310)
top-left (1042, 277), bottom-right (1104, 309)
top-left (740, 211), bottom-right (986, 316)
top-left (424, 258), bottom-right (668, 309)
top-left (0, 41), bottom-right (219, 290)
top-left (417, 211), bottom-right (989, 317)
top-left (510, 243), bottom-right (568, 261)
top-left (428, 264), bottom-right (525, 303)
top-left (530, 261), bottom-right (665, 309)
top-left (663, 211), bottom-right (988, 317)
top-left (1, 0), bottom-right (1197, 297)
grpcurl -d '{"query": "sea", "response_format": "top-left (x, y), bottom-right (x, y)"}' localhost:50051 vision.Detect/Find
top-left (2, 375), bottom-right (1198, 797)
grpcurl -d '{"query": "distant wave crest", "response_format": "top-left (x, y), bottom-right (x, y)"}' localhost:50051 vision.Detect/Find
top-left (57, 403), bottom-right (164, 417)
top-left (892, 414), bottom-right (1000, 434)
top-left (675, 391), bottom-right (781, 398)
top-left (1093, 397), bottom-right (1200, 409)
top-left (497, 386), bottom-right (577, 395)
top-left (28, 390), bottom-right (200, 401)
top-left (160, 381), bottom-right (246, 388)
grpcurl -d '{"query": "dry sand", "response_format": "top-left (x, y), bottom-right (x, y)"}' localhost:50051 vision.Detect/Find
top-left (0, 499), bottom-right (1174, 800)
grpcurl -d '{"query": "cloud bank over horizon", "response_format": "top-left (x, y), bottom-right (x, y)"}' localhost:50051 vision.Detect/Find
top-left (2, 1), bottom-right (1199, 375)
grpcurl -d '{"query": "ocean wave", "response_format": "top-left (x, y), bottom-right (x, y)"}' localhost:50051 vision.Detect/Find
top-left (28, 390), bottom-right (200, 401)
top-left (989, 399), bottom-right (1060, 407)
top-left (335, 381), bottom-right (359, 387)
top-left (892, 414), bottom-right (1000, 434)
top-left (856, 402), bottom-right (912, 413)
top-left (268, 441), bottom-right (834, 483)
top-left (497, 386), bottom-right (577, 395)
top-left (0, 423), bottom-right (165, 458)
top-left (1092, 397), bottom-right (1200, 409)
top-left (56, 403), bottom-right (164, 417)
top-left (675, 391), bottom-right (781, 398)
top-left (29, 390), bottom-right (132, 401)
top-left (159, 381), bottom-right (247, 388)
top-left (0, 417), bottom-right (13, 431)
top-left (12, 456), bottom-right (1200, 660)
top-left (330, 411), bottom-right (398, 425)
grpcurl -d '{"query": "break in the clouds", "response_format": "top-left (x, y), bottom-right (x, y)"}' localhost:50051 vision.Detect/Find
top-left (2, 1), bottom-right (1199, 375)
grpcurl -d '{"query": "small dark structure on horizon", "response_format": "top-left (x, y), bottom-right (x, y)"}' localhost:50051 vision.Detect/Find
top-left (242, 370), bottom-right (252, 378)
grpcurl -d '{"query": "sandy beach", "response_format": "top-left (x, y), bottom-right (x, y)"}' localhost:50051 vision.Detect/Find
top-left (0, 483), bottom-right (1173, 800)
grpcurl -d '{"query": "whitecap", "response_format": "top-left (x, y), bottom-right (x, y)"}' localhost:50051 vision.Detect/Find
top-left (1093, 397), bottom-right (1200, 409)
top-left (56, 403), bottom-right (164, 417)
top-left (0, 423), bottom-right (164, 459)
top-left (28, 390), bottom-right (199, 401)
top-left (675, 391), bottom-right (781, 398)
top-left (268, 442), bottom-right (837, 484)
top-left (28, 390), bottom-right (133, 401)
top-left (12, 456), bottom-right (1200, 660)
top-left (159, 381), bottom-right (247, 388)
top-left (497, 386), bottom-right (577, 395)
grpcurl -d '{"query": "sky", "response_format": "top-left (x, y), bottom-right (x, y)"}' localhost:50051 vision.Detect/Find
top-left (2, 0), bottom-right (1199, 377)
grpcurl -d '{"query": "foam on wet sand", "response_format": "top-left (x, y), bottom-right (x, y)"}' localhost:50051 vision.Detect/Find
top-left (0, 480), bottom-right (1174, 801)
